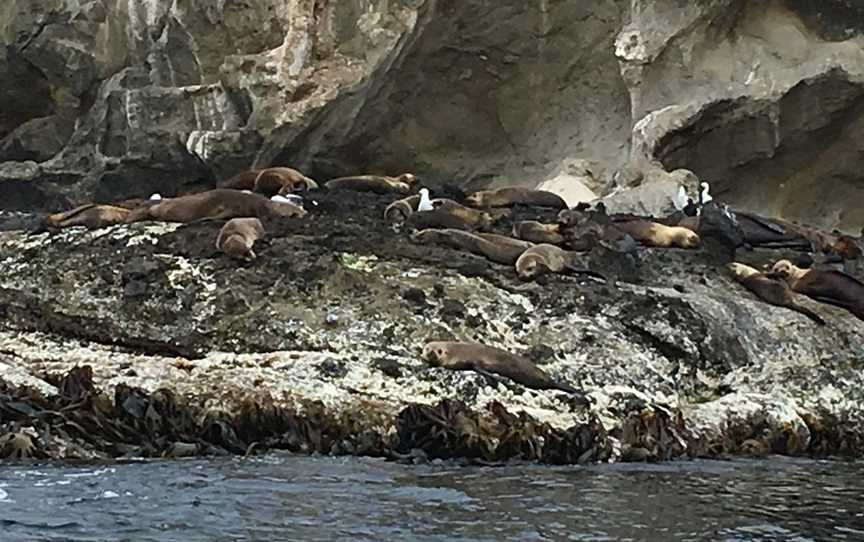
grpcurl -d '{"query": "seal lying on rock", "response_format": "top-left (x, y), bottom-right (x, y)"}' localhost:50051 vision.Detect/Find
top-left (411, 229), bottom-right (533, 265)
top-left (512, 221), bottom-right (565, 244)
top-left (220, 167), bottom-right (318, 196)
top-left (422, 341), bottom-right (581, 394)
top-left (769, 259), bottom-right (864, 321)
top-left (515, 244), bottom-right (607, 282)
top-left (465, 187), bottom-right (567, 209)
top-left (831, 233), bottom-right (862, 261)
top-left (728, 263), bottom-right (825, 325)
top-left (44, 204), bottom-right (133, 229)
top-left (405, 201), bottom-right (495, 231)
top-left (325, 174), bottom-right (416, 194)
top-left (216, 218), bottom-right (266, 262)
top-left (612, 219), bottom-right (701, 249)
top-left (384, 195), bottom-right (422, 222)
top-left (124, 189), bottom-right (307, 223)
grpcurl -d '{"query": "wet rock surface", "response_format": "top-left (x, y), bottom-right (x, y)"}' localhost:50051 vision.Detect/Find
top-left (0, 192), bottom-right (862, 463)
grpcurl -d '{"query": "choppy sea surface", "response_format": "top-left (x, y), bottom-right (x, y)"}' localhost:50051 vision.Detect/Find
top-left (1, 455), bottom-right (862, 541)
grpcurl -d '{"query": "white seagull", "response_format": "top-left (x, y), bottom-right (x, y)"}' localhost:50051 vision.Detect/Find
top-left (673, 185), bottom-right (688, 211)
top-left (417, 188), bottom-right (434, 212)
top-left (149, 193), bottom-right (162, 201)
top-left (700, 182), bottom-right (713, 205)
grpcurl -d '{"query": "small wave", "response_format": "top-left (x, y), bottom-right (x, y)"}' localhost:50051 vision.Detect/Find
top-left (0, 518), bottom-right (82, 530)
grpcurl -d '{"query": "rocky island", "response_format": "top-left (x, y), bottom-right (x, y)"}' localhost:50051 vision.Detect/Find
top-left (1, 1), bottom-right (863, 464)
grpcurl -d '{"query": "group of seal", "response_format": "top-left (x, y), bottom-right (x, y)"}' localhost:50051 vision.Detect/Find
top-left (35, 167), bottom-right (864, 403)
top-left (38, 167), bottom-right (421, 263)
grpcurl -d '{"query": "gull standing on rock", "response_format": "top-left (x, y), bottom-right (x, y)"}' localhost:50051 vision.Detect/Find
top-left (673, 185), bottom-right (688, 211)
top-left (417, 188), bottom-right (434, 212)
top-left (149, 193), bottom-right (162, 201)
top-left (699, 182), bottom-right (713, 205)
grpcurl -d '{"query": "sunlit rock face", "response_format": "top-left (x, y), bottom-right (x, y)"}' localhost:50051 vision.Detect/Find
top-left (625, 0), bottom-right (864, 233)
top-left (1, 0), bottom-right (864, 230)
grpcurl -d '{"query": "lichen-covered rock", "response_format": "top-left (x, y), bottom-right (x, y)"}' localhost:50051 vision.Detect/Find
top-left (0, 190), bottom-right (862, 463)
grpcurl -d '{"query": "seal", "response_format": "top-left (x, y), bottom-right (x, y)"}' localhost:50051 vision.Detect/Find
top-left (832, 234), bottom-right (862, 261)
top-left (405, 200), bottom-right (494, 231)
top-left (512, 221), bottom-right (565, 244)
top-left (325, 174), bottom-right (416, 194)
top-left (411, 228), bottom-right (533, 265)
top-left (613, 219), bottom-right (701, 249)
top-left (216, 217), bottom-right (266, 261)
top-left (465, 187), bottom-right (567, 209)
top-left (124, 189), bottom-right (307, 223)
top-left (727, 263), bottom-right (825, 325)
top-left (422, 341), bottom-right (580, 394)
top-left (769, 259), bottom-right (864, 320)
top-left (253, 167), bottom-right (319, 195)
top-left (44, 204), bottom-right (132, 229)
top-left (732, 211), bottom-right (812, 250)
top-left (515, 244), bottom-right (606, 282)
top-left (220, 167), bottom-right (318, 196)
top-left (384, 195), bottom-right (421, 222)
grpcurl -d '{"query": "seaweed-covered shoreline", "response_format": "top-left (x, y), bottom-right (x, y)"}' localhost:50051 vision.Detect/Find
top-left (0, 190), bottom-right (863, 464)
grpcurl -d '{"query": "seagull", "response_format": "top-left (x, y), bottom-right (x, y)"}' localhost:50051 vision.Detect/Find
top-left (149, 193), bottom-right (162, 201)
top-left (673, 185), bottom-right (688, 211)
top-left (417, 188), bottom-right (434, 212)
top-left (699, 182), bottom-right (713, 205)
top-left (270, 193), bottom-right (304, 207)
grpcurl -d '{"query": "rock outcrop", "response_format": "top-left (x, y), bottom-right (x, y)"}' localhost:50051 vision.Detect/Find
top-left (0, 192), bottom-right (862, 462)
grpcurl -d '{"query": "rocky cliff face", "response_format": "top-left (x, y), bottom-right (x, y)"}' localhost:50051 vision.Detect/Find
top-left (3, 0), bottom-right (863, 231)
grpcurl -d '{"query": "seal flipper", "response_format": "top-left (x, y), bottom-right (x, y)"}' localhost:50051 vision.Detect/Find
top-left (551, 380), bottom-right (583, 396)
top-left (790, 304), bottom-right (826, 326)
top-left (562, 263), bottom-right (607, 283)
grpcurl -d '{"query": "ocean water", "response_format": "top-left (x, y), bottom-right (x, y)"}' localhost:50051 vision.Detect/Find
top-left (0, 455), bottom-right (862, 541)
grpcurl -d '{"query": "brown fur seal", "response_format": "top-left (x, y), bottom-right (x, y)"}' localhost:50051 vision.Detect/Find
top-left (411, 229), bottom-right (533, 265)
top-left (253, 167), bottom-right (319, 195)
top-left (515, 244), bottom-right (606, 282)
top-left (325, 174), bottom-right (416, 194)
top-left (770, 259), bottom-right (864, 321)
top-left (465, 187), bottom-right (567, 209)
top-left (220, 167), bottom-right (318, 197)
top-left (405, 201), bottom-right (494, 231)
top-left (512, 221), bottom-right (564, 244)
top-left (728, 263), bottom-right (825, 325)
top-left (384, 195), bottom-right (422, 222)
top-left (216, 218), bottom-right (266, 261)
top-left (422, 341), bottom-right (580, 394)
top-left (44, 204), bottom-right (132, 229)
top-left (612, 219), bottom-right (700, 249)
top-left (124, 189), bottom-right (307, 224)
top-left (831, 234), bottom-right (862, 261)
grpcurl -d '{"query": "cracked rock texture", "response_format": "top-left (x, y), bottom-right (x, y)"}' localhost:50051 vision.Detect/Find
top-left (3, 1), bottom-right (860, 231)
top-left (0, 192), bottom-right (863, 462)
